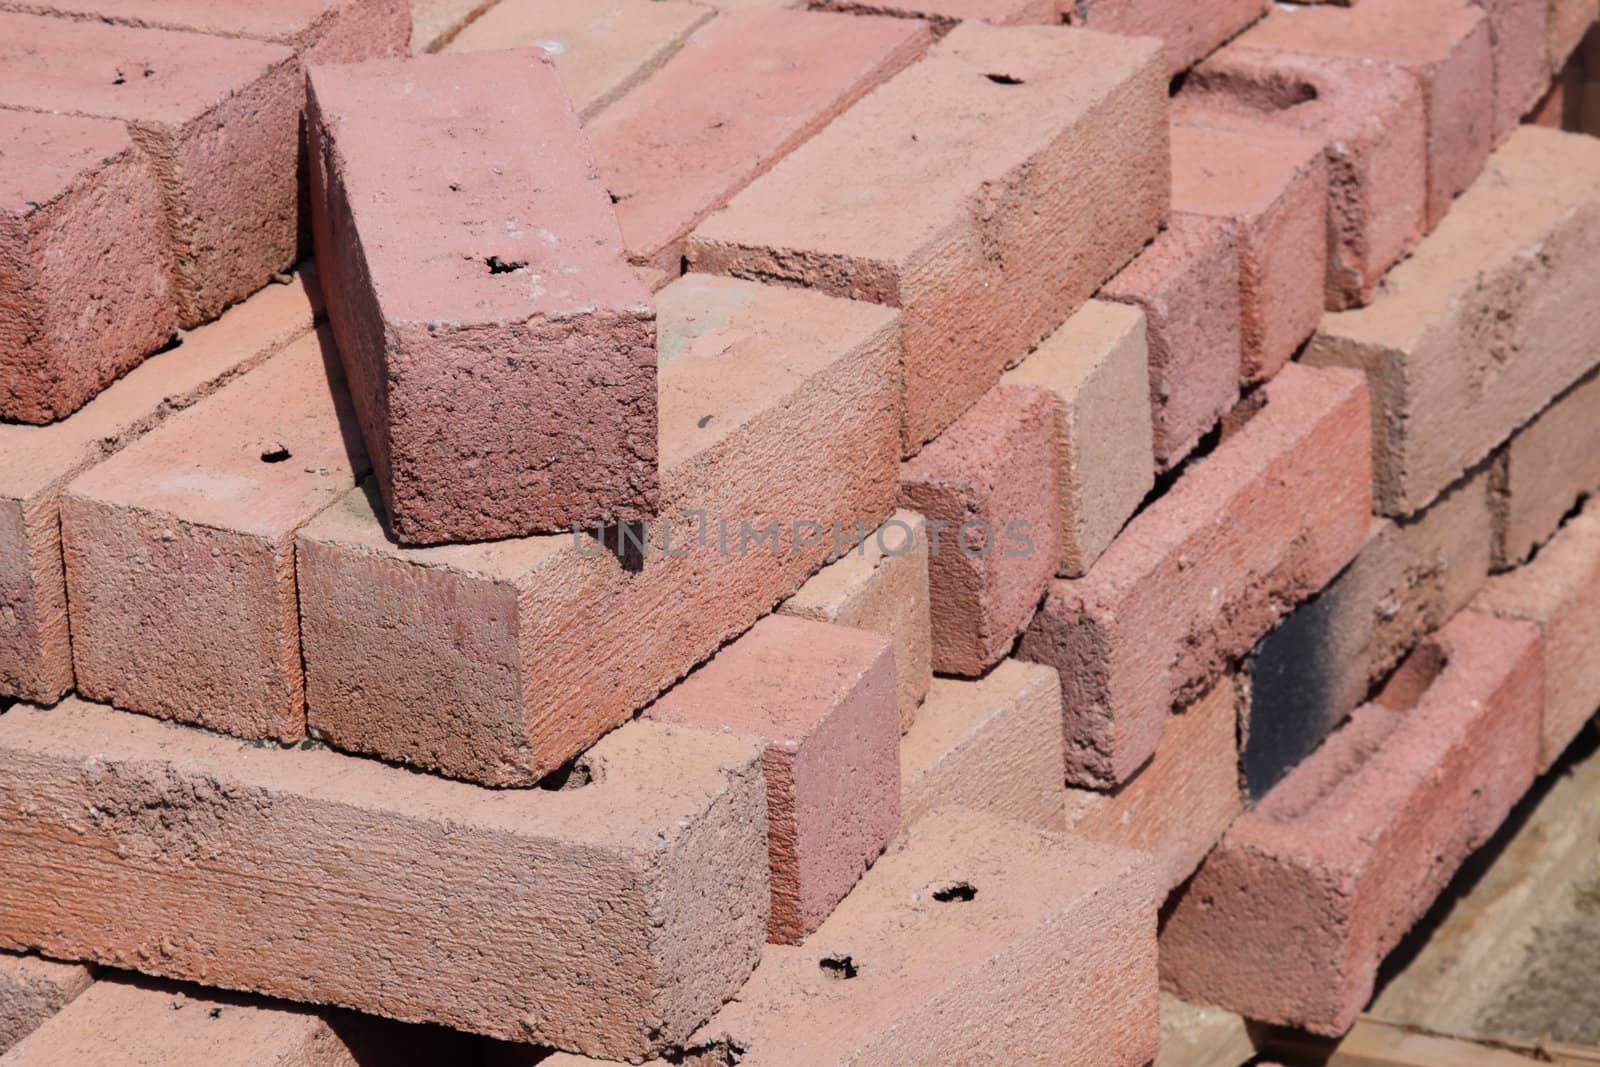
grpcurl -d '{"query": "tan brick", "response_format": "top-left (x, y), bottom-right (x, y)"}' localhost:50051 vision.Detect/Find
top-left (0, 953), bottom-right (91, 1057)
top-left (408, 0), bottom-right (493, 51)
top-left (1492, 367), bottom-right (1600, 568)
top-left (1551, 0), bottom-right (1600, 68)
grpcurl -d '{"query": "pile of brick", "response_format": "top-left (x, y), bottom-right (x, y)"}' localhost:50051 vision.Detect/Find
top-left (2, 0), bottom-right (1598, 1062)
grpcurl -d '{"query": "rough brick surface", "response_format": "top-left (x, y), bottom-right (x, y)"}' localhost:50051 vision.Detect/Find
top-left (1177, 45), bottom-right (1427, 309)
top-left (298, 275), bottom-right (900, 786)
top-left (0, 953), bottom-right (91, 1057)
top-left (1551, 0), bottom-right (1600, 68)
top-left (648, 615), bottom-right (898, 944)
top-left (690, 22), bottom-right (1168, 454)
top-left (1245, 467), bottom-right (1492, 799)
top-left (1002, 300), bottom-right (1154, 577)
top-left (1492, 368), bottom-right (1600, 568)
top-left (1019, 363), bottom-right (1372, 787)
top-left (0, 273), bottom-right (318, 707)
top-left (1170, 123), bottom-right (1328, 384)
top-left (898, 659), bottom-right (1065, 833)
top-left (899, 385), bottom-right (1061, 677)
top-left (60, 328), bottom-right (367, 743)
top-left (1237, 0), bottom-right (1494, 227)
top-left (443, 0), bottom-right (713, 120)
top-left (1065, 0), bottom-right (1271, 75)
top-left (1470, 0), bottom-right (1557, 138)
top-left (307, 50), bottom-right (657, 546)
top-left (1303, 126), bottom-right (1600, 517)
top-left (1475, 499), bottom-right (1600, 768)
top-left (0, 13), bottom-right (300, 326)
top-left (0, 111), bottom-right (176, 424)
top-left (1161, 610), bottom-right (1543, 1035)
top-left (811, 0), bottom-right (1055, 31)
top-left (1100, 216), bottom-right (1241, 470)
top-left (407, 0), bottom-right (490, 51)
top-left (781, 510), bottom-right (933, 732)
top-left (0, 701), bottom-right (770, 1060)
top-left (1063, 675), bottom-right (1243, 893)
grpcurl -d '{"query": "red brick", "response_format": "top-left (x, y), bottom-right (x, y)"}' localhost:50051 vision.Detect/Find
top-left (0, 953), bottom-right (91, 1056)
top-left (0, 701), bottom-right (770, 1059)
top-left (690, 22), bottom-right (1168, 454)
top-left (1064, 0), bottom-right (1272, 75)
top-left (1492, 368), bottom-right (1600, 568)
top-left (1160, 610), bottom-right (1542, 1035)
top-left (899, 384), bottom-right (1060, 677)
top-left (1170, 123), bottom-right (1328, 384)
top-left (810, 0), bottom-right (1055, 32)
top-left (1001, 300), bottom-right (1154, 576)
top-left (1476, 498), bottom-right (1600, 768)
top-left (1100, 217), bottom-right (1241, 470)
top-left (59, 328), bottom-right (366, 742)
top-left (0, 111), bottom-right (176, 424)
top-left (1018, 363), bottom-right (1372, 787)
top-left (1236, 0), bottom-right (1494, 227)
top-left (781, 510), bottom-right (933, 732)
top-left (897, 658), bottom-right (1065, 833)
top-left (1177, 45), bottom-right (1427, 309)
top-left (443, 0), bottom-right (713, 120)
top-left (297, 275), bottom-right (900, 786)
top-left (1551, 0), bottom-right (1600, 68)
top-left (648, 615), bottom-right (898, 944)
top-left (0, 13), bottom-right (301, 325)
top-left (1304, 126), bottom-right (1600, 517)
top-left (0, 272), bottom-right (318, 707)
top-left (1471, 0), bottom-right (1556, 139)
top-left (307, 51), bottom-right (655, 546)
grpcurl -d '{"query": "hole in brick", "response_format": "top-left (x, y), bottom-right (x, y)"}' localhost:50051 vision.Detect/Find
top-left (536, 754), bottom-right (600, 791)
top-left (984, 73), bottom-right (1024, 86)
top-left (259, 447), bottom-right (291, 464)
top-left (1183, 70), bottom-right (1319, 114)
top-left (932, 881), bottom-right (977, 903)
top-left (112, 69), bottom-right (126, 85)
top-left (484, 255), bottom-right (528, 275)
top-left (818, 955), bottom-right (858, 980)
top-left (1372, 641), bottom-right (1449, 713)
top-left (448, 182), bottom-right (462, 192)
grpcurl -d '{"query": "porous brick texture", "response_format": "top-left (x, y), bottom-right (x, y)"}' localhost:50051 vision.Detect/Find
top-left (1063, 0), bottom-right (1272, 75)
top-left (307, 49), bottom-right (658, 545)
top-left (1492, 367), bottom-right (1600, 568)
top-left (1161, 610), bottom-right (1543, 1036)
top-left (0, 953), bottom-right (91, 1057)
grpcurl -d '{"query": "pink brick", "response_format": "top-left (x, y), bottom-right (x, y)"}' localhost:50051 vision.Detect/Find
top-left (1002, 300), bottom-right (1154, 576)
top-left (899, 385), bottom-right (1061, 677)
top-left (1099, 218), bottom-right (1241, 470)
top-left (443, 0), bottom-right (713, 120)
top-left (1065, 0), bottom-right (1272, 75)
top-left (0, 272), bottom-right (318, 706)
top-left (1551, 0), bottom-right (1600, 69)
top-left (1476, 498), bottom-right (1600, 768)
top-left (307, 50), bottom-right (656, 546)
top-left (810, 0), bottom-right (1056, 32)
top-left (0, 701), bottom-right (769, 1059)
top-left (0, 953), bottom-right (91, 1056)
top-left (0, 13), bottom-right (300, 326)
top-left (1492, 368), bottom-right (1600, 568)
top-left (1237, 0), bottom-right (1495, 227)
top-left (0, 111), bottom-right (176, 424)
top-left (647, 614), bottom-right (899, 944)
top-left (1177, 44), bottom-right (1427, 309)
top-left (59, 328), bottom-right (367, 742)
top-left (1471, 0), bottom-right (1557, 139)
top-left (1160, 610), bottom-right (1543, 1035)
top-left (690, 22), bottom-right (1168, 454)
top-left (1170, 123), bottom-right (1328, 383)
top-left (1304, 126), bottom-right (1600, 517)
top-left (407, 0), bottom-right (492, 52)
top-left (1018, 363), bottom-right (1372, 787)
top-left (297, 275), bottom-right (900, 786)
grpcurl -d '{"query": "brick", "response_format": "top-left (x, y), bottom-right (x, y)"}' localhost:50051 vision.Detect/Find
top-left (810, 0), bottom-right (1055, 32)
top-left (898, 659), bottom-right (1065, 833)
top-left (0, 954), bottom-right (91, 1056)
top-left (1157, 994), bottom-right (1260, 1067)
top-left (1063, 675), bottom-right (1243, 893)
top-left (1160, 610), bottom-right (1543, 1035)
top-left (59, 328), bottom-right (367, 743)
top-left (1244, 466), bottom-right (1492, 799)
top-left (0, 13), bottom-right (300, 326)
top-left (298, 274), bottom-right (900, 786)
top-left (1237, 0), bottom-right (1494, 227)
top-left (407, 0), bottom-right (492, 51)
top-left (623, 807), bottom-right (1161, 1067)
top-left (1303, 126), bottom-right (1600, 517)
top-left (0, 272), bottom-right (318, 707)
top-left (1001, 300), bottom-right (1154, 576)
top-left (1177, 45), bottom-right (1427, 309)
top-left (1170, 123), bottom-right (1328, 384)
top-left (647, 615), bottom-right (898, 944)
top-left (0, 111), bottom-right (176, 424)
top-left (1100, 218), bottom-right (1241, 470)
top-left (1064, 0), bottom-right (1272, 75)
top-left (899, 385), bottom-right (1060, 677)
top-left (444, 1), bottom-right (714, 120)
top-left (690, 22), bottom-right (1168, 454)
top-left (1469, 0), bottom-right (1557, 139)
top-left (1018, 363), bottom-right (1372, 787)
top-left (0, 701), bottom-right (770, 1059)
top-left (781, 510), bottom-right (933, 732)
top-left (1492, 367), bottom-right (1600, 568)
top-left (1475, 498), bottom-right (1600, 769)
top-left (307, 51), bottom-right (656, 546)
top-left (1551, 0), bottom-right (1600, 68)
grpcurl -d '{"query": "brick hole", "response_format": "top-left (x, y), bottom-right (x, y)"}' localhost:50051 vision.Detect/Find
top-left (537, 754), bottom-right (601, 791)
top-left (448, 182), bottom-right (462, 192)
top-left (1372, 641), bottom-right (1449, 713)
top-left (818, 954), bottom-right (858, 980)
top-left (1183, 69), bottom-right (1319, 114)
top-left (259, 446), bottom-right (291, 464)
top-left (931, 881), bottom-right (976, 903)
top-left (484, 255), bottom-right (528, 275)
top-left (984, 73), bottom-right (1024, 86)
